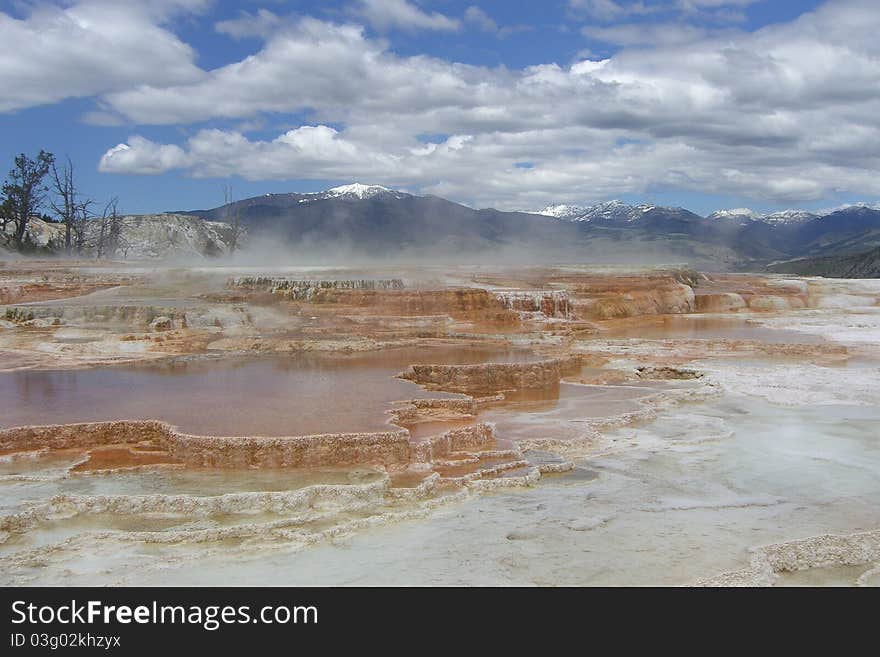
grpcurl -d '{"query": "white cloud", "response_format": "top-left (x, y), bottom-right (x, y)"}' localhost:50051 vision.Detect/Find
top-left (464, 6), bottom-right (497, 32)
top-left (215, 9), bottom-right (283, 39)
top-left (0, 0), bottom-right (206, 112)
top-left (99, 136), bottom-right (191, 174)
top-left (80, 0), bottom-right (880, 209)
top-left (101, 125), bottom-right (400, 180)
top-left (354, 0), bottom-right (460, 32)
top-left (583, 21), bottom-right (714, 46)
top-left (102, 18), bottom-right (497, 126)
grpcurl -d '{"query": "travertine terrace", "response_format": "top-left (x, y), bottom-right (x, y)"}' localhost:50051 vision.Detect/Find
top-left (1, 259), bottom-right (879, 586)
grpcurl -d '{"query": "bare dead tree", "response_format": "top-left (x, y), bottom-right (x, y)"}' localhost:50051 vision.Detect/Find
top-left (50, 156), bottom-right (91, 255)
top-left (71, 198), bottom-right (92, 255)
top-left (95, 197), bottom-right (125, 259)
top-left (118, 237), bottom-right (132, 260)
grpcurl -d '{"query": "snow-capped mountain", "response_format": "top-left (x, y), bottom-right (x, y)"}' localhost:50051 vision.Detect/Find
top-left (301, 183), bottom-right (410, 202)
top-left (759, 210), bottom-right (818, 224)
top-left (535, 200), bottom-right (671, 223)
top-left (823, 201), bottom-right (880, 213)
top-left (323, 183), bottom-right (405, 200)
top-left (707, 208), bottom-right (817, 225)
top-left (543, 201), bottom-right (822, 226)
top-left (256, 183), bottom-right (409, 207)
top-left (174, 190), bottom-right (880, 268)
top-left (705, 208), bottom-right (759, 223)
top-left (537, 204), bottom-right (589, 219)
top-left (255, 183), bottom-right (410, 205)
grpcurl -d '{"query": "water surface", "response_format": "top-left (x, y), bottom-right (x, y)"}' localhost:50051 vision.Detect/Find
top-left (0, 347), bottom-right (534, 435)
top-left (601, 316), bottom-right (825, 344)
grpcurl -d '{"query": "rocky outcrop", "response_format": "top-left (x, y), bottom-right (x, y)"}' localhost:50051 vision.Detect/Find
top-left (86, 214), bottom-right (240, 260)
top-left (636, 366), bottom-right (703, 380)
top-left (389, 398), bottom-right (478, 425)
top-left (2, 214), bottom-right (240, 260)
top-left (0, 303), bottom-right (248, 330)
top-left (0, 420), bottom-right (175, 453)
top-left (578, 282), bottom-right (695, 320)
top-left (230, 278), bottom-right (406, 301)
top-left (698, 529), bottom-right (880, 587)
top-left (493, 290), bottom-right (572, 318)
top-left (149, 316), bottom-right (174, 331)
top-left (398, 357), bottom-right (582, 394)
top-left (173, 430), bottom-right (413, 469)
top-left (411, 424), bottom-right (496, 462)
top-left (229, 280), bottom-right (513, 318)
top-left (695, 292), bottom-right (747, 312)
top-left (0, 419), bottom-right (498, 471)
top-left (0, 217), bottom-right (64, 252)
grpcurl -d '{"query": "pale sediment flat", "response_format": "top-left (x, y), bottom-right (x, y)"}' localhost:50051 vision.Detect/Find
top-left (90, 397), bottom-right (880, 586)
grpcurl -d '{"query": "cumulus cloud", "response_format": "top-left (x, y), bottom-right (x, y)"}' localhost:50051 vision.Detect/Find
top-left (0, 0), bottom-right (206, 112)
top-left (101, 18), bottom-right (499, 127)
top-left (103, 117), bottom-right (880, 210)
top-left (353, 0), bottom-right (460, 32)
top-left (30, 0), bottom-right (868, 209)
top-left (101, 125), bottom-right (401, 179)
top-left (11, 1), bottom-right (876, 210)
top-left (99, 136), bottom-right (191, 174)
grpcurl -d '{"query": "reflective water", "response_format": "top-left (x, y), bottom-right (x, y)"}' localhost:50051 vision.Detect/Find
top-left (601, 315), bottom-right (826, 344)
top-left (0, 347), bottom-right (533, 435)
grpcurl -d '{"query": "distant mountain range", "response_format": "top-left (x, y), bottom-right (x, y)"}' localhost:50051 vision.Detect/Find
top-left (704, 208), bottom-right (819, 225)
top-left (768, 245), bottom-right (880, 278)
top-left (536, 200), bottom-right (862, 226)
top-left (179, 184), bottom-right (880, 270)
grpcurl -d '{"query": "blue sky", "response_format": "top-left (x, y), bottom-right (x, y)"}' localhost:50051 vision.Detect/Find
top-left (1, 0), bottom-right (876, 216)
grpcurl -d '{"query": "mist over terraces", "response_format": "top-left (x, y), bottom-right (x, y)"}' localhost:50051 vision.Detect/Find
top-left (5, 171), bottom-right (880, 271)
top-left (179, 184), bottom-right (880, 269)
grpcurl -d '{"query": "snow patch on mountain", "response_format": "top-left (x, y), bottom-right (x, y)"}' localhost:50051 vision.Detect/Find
top-left (706, 208), bottom-right (759, 222)
top-left (760, 210), bottom-right (818, 224)
top-left (708, 208), bottom-right (817, 224)
top-left (324, 183), bottom-right (394, 199)
top-left (537, 199), bottom-right (828, 225)
top-left (536, 204), bottom-right (589, 219)
top-left (532, 200), bottom-right (669, 223)
top-left (824, 201), bottom-right (880, 213)
top-left (291, 183), bottom-right (410, 203)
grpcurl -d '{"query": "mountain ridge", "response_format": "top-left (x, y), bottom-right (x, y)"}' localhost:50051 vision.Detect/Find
top-left (768, 245), bottom-right (880, 278)
top-left (177, 183), bottom-right (880, 269)
top-left (162, 184), bottom-right (880, 268)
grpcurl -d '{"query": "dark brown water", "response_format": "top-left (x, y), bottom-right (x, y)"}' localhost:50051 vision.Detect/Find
top-left (0, 347), bottom-right (535, 436)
